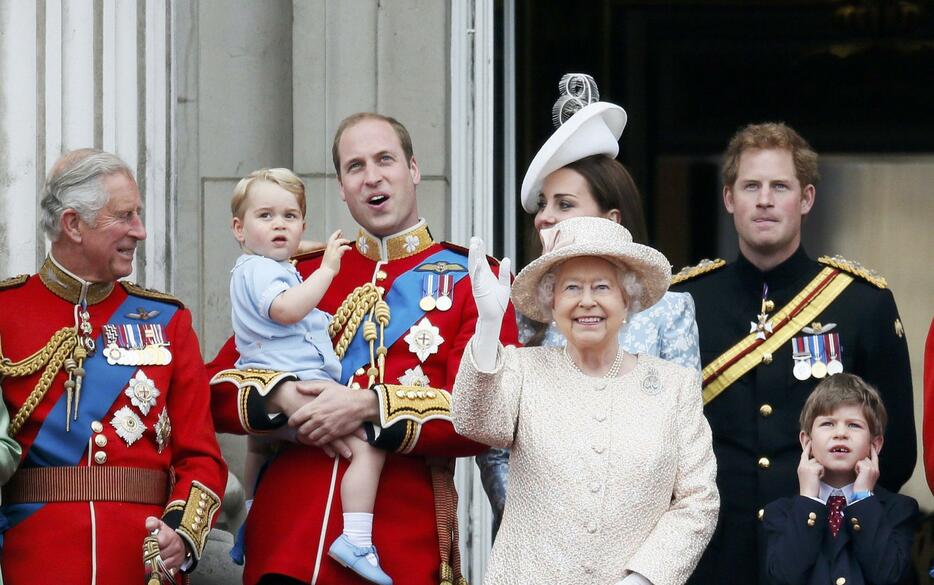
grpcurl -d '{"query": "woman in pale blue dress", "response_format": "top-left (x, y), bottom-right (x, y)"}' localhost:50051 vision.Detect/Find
top-left (476, 77), bottom-right (700, 537)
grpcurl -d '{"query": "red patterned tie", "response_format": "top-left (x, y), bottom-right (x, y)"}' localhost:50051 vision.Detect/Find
top-left (827, 495), bottom-right (846, 537)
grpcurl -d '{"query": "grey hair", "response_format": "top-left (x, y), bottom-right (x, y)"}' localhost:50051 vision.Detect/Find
top-left (536, 259), bottom-right (643, 322)
top-left (40, 149), bottom-right (135, 240)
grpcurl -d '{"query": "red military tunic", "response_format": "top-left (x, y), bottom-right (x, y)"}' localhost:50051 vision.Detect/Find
top-left (210, 221), bottom-right (519, 585)
top-left (0, 257), bottom-right (227, 584)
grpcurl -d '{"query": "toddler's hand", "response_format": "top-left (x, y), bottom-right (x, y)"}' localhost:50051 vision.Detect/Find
top-left (322, 230), bottom-right (352, 273)
top-left (797, 439), bottom-right (823, 498)
top-left (853, 443), bottom-right (880, 493)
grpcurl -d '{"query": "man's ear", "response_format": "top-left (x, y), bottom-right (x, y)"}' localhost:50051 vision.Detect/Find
top-left (723, 185), bottom-right (735, 214)
top-left (60, 209), bottom-right (83, 243)
top-left (800, 184), bottom-right (816, 216)
top-left (409, 156), bottom-right (421, 186)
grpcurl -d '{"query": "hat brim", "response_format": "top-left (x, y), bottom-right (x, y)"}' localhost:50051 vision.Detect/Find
top-left (520, 102), bottom-right (628, 213)
top-left (511, 241), bottom-right (671, 323)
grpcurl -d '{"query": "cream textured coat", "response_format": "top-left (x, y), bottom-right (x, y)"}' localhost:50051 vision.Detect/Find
top-left (453, 344), bottom-right (719, 585)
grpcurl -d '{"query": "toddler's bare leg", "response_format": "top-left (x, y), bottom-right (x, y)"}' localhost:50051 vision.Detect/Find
top-left (244, 435), bottom-right (277, 498)
top-left (340, 435), bottom-right (387, 513)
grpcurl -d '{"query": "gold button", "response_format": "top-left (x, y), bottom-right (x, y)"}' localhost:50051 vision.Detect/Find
top-left (758, 456), bottom-right (770, 469)
top-left (426, 391), bottom-right (436, 399)
top-left (94, 451), bottom-right (107, 464)
top-left (850, 517), bottom-right (858, 524)
top-left (836, 578), bottom-right (846, 585)
top-left (376, 270), bottom-right (388, 281)
top-left (761, 352), bottom-right (773, 365)
top-left (757, 509), bottom-right (764, 521)
top-left (764, 300), bottom-right (775, 313)
top-left (94, 435), bottom-right (108, 447)
top-left (376, 286), bottom-right (385, 295)
top-left (759, 404), bottom-right (773, 417)
top-left (406, 391), bottom-right (416, 399)
top-left (807, 518), bottom-right (815, 527)
top-left (355, 368), bottom-right (365, 376)
top-left (852, 523), bottom-right (861, 532)
top-left (395, 390), bottom-right (405, 398)
top-left (808, 512), bottom-right (817, 520)
top-left (91, 421), bottom-right (103, 433)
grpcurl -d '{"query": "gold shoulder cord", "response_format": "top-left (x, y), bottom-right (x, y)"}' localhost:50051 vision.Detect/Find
top-left (0, 327), bottom-right (78, 436)
top-left (327, 281), bottom-right (391, 387)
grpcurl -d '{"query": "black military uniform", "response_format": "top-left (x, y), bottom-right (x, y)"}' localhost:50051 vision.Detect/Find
top-left (672, 246), bottom-right (914, 585)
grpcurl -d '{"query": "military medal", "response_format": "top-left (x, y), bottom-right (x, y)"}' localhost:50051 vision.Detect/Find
top-left (826, 332), bottom-right (844, 375)
top-left (749, 285), bottom-right (774, 341)
top-left (791, 337), bottom-right (812, 381)
top-left (404, 317), bottom-right (445, 362)
top-left (435, 274), bottom-right (454, 312)
top-left (154, 407), bottom-right (171, 454)
top-left (398, 365), bottom-right (431, 387)
top-left (111, 405), bottom-right (147, 446)
top-left (125, 370), bottom-right (160, 416)
top-left (809, 336), bottom-right (827, 379)
top-left (103, 323), bottom-right (172, 366)
top-left (419, 274), bottom-right (437, 312)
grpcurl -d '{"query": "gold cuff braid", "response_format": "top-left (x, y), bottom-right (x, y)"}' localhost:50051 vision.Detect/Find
top-left (374, 384), bottom-right (452, 427)
top-left (210, 368), bottom-right (296, 398)
top-left (176, 481), bottom-right (221, 561)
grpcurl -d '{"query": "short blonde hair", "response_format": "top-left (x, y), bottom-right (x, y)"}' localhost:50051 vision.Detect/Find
top-left (231, 168), bottom-right (306, 219)
top-left (800, 373), bottom-right (888, 438)
top-left (721, 122), bottom-right (820, 189)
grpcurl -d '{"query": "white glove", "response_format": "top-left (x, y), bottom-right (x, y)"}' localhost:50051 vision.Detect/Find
top-left (468, 236), bottom-right (511, 324)
top-left (467, 236), bottom-right (511, 371)
top-left (615, 572), bottom-right (653, 585)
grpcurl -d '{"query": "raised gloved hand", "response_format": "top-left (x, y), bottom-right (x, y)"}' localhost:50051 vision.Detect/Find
top-left (468, 236), bottom-right (511, 325)
top-left (467, 237), bottom-right (511, 371)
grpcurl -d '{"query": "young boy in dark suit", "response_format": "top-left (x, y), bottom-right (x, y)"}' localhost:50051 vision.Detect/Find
top-left (763, 373), bottom-right (918, 585)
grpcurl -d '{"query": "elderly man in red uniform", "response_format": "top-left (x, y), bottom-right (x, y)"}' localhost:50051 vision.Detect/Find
top-left (0, 149), bottom-right (228, 584)
top-left (209, 113), bottom-right (519, 585)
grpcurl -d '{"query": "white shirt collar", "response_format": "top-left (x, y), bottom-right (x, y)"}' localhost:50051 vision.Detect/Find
top-left (818, 481), bottom-right (856, 505)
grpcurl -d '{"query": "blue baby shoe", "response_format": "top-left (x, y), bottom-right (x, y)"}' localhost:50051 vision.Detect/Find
top-left (328, 535), bottom-right (393, 585)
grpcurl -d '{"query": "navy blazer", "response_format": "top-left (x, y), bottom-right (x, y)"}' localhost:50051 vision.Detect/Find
top-left (762, 488), bottom-right (918, 585)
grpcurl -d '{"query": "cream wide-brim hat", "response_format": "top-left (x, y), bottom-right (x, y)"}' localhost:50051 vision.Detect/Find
top-left (519, 102), bottom-right (628, 213)
top-left (511, 216), bottom-right (671, 323)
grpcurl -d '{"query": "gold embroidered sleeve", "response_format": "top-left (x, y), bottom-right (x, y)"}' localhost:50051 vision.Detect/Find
top-left (210, 368), bottom-right (297, 398)
top-left (373, 384), bottom-right (453, 428)
top-left (174, 481), bottom-right (221, 561)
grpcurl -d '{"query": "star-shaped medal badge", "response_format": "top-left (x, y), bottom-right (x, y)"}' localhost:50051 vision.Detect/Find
top-left (398, 365), bottom-right (431, 387)
top-left (404, 317), bottom-right (445, 362)
top-left (110, 406), bottom-right (147, 446)
top-left (154, 407), bottom-right (172, 454)
top-left (124, 370), bottom-right (160, 416)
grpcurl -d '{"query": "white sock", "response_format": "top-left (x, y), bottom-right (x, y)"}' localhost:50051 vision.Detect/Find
top-left (343, 512), bottom-right (378, 566)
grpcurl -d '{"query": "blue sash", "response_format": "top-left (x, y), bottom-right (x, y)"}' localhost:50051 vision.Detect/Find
top-left (2, 293), bottom-right (177, 530)
top-left (340, 249), bottom-right (469, 383)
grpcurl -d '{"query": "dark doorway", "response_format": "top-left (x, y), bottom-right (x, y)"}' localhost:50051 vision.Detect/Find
top-left (513, 0), bottom-right (934, 269)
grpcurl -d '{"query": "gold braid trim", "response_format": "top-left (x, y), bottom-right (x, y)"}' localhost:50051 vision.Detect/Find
top-left (328, 283), bottom-right (380, 359)
top-left (1, 327), bottom-right (78, 436)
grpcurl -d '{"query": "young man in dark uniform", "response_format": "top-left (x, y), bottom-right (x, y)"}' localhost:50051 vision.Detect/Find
top-left (672, 123), bottom-right (914, 585)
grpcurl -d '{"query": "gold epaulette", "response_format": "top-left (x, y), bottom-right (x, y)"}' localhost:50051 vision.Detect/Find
top-left (120, 281), bottom-right (185, 307)
top-left (818, 255), bottom-right (887, 289)
top-left (671, 258), bottom-right (726, 285)
top-left (0, 274), bottom-right (29, 291)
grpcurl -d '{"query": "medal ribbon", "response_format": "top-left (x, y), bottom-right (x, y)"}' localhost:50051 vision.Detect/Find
top-left (339, 249), bottom-right (469, 383)
top-left (701, 268), bottom-right (854, 405)
top-left (2, 293), bottom-right (177, 530)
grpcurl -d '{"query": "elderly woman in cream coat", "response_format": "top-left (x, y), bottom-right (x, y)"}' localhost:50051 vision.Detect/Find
top-left (453, 216), bottom-right (718, 585)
